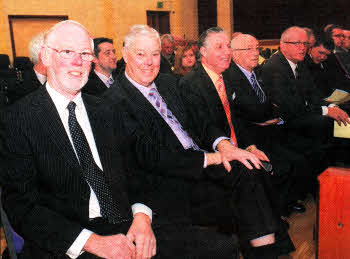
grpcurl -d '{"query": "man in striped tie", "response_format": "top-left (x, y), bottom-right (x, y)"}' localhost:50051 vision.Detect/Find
top-left (107, 25), bottom-right (294, 259)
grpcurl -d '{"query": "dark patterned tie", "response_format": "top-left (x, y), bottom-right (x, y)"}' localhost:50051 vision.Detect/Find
top-left (250, 73), bottom-right (266, 103)
top-left (67, 101), bottom-right (121, 224)
top-left (294, 65), bottom-right (300, 80)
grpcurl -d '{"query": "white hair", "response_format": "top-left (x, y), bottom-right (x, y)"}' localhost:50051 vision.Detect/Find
top-left (29, 31), bottom-right (46, 64)
top-left (44, 20), bottom-right (94, 50)
top-left (124, 25), bottom-right (161, 50)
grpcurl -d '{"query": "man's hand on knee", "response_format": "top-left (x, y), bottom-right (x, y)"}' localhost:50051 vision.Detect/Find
top-left (83, 233), bottom-right (136, 259)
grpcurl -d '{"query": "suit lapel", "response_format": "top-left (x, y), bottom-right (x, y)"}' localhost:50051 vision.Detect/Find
top-left (31, 87), bottom-right (80, 170)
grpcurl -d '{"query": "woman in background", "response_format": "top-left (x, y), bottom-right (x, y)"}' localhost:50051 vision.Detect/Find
top-left (173, 44), bottom-right (197, 77)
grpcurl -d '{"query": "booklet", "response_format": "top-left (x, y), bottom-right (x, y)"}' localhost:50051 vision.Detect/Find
top-left (334, 121), bottom-right (350, 139)
top-left (325, 89), bottom-right (350, 105)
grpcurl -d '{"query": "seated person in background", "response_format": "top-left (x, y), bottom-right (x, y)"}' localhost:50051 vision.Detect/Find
top-left (105, 24), bottom-right (294, 259)
top-left (337, 28), bottom-right (350, 73)
top-left (228, 33), bottom-right (311, 215)
top-left (324, 24), bottom-right (350, 77)
top-left (159, 34), bottom-right (175, 74)
top-left (261, 26), bottom-right (350, 167)
top-left (303, 32), bottom-right (350, 99)
top-left (7, 32), bottom-right (47, 104)
top-left (83, 37), bottom-right (116, 96)
top-left (173, 45), bottom-right (197, 77)
top-left (0, 20), bottom-right (156, 259)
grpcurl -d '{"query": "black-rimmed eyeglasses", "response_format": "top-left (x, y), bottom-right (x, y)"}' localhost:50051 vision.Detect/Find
top-left (47, 46), bottom-right (94, 62)
top-left (283, 41), bottom-right (309, 47)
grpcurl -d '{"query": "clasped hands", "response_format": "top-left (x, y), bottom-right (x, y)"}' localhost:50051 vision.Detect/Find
top-left (83, 213), bottom-right (156, 259)
top-left (206, 139), bottom-right (269, 172)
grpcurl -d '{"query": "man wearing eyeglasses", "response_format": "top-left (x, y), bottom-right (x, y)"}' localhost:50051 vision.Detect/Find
top-left (0, 20), bottom-right (157, 259)
top-left (261, 26), bottom-right (350, 167)
top-left (83, 37), bottom-right (117, 97)
top-left (227, 33), bottom-right (312, 216)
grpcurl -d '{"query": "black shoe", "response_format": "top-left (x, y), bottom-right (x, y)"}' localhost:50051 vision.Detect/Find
top-left (288, 203), bottom-right (306, 214)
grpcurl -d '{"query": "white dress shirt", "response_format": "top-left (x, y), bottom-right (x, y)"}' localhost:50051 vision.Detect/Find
top-left (46, 83), bottom-right (152, 258)
top-left (94, 70), bottom-right (113, 88)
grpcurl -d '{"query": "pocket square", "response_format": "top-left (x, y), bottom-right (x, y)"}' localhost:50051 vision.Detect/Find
top-left (232, 92), bottom-right (236, 101)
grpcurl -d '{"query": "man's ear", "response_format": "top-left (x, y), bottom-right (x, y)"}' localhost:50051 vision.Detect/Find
top-left (122, 47), bottom-right (128, 63)
top-left (41, 46), bottom-right (51, 67)
top-left (92, 56), bottom-right (98, 64)
top-left (200, 46), bottom-right (206, 58)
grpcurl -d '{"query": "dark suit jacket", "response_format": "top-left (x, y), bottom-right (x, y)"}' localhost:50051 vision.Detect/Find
top-left (303, 54), bottom-right (350, 99)
top-left (82, 71), bottom-right (109, 97)
top-left (260, 51), bottom-right (326, 122)
top-left (6, 67), bottom-right (43, 104)
top-left (104, 73), bottom-right (238, 222)
top-left (179, 63), bottom-right (251, 150)
top-left (0, 87), bottom-right (134, 257)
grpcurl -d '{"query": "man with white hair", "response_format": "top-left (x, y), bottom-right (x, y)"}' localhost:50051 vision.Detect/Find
top-left (0, 20), bottom-right (156, 259)
top-left (7, 32), bottom-right (47, 103)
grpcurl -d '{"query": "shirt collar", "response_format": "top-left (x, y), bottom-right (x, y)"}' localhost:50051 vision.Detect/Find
top-left (124, 71), bottom-right (156, 95)
top-left (236, 63), bottom-right (255, 81)
top-left (202, 63), bottom-right (221, 84)
top-left (285, 58), bottom-right (298, 76)
top-left (94, 69), bottom-right (113, 86)
top-left (46, 82), bottom-right (83, 115)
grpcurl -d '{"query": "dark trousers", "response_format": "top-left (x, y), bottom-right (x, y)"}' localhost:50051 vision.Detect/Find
top-left (191, 161), bottom-right (294, 256)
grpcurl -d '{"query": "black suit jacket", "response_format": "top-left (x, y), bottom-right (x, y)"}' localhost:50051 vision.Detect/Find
top-left (0, 87), bottom-right (134, 257)
top-left (303, 54), bottom-right (350, 99)
top-left (260, 51), bottom-right (326, 122)
top-left (104, 73), bottom-right (235, 222)
top-left (6, 67), bottom-right (43, 104)
top-left (179, 63), bottom-right (251, 149)
top-left (82, 71), bottom-right (109, 97)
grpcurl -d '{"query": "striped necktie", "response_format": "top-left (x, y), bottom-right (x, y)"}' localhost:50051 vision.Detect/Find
top-left (250, 73), bottom-right (266, 103)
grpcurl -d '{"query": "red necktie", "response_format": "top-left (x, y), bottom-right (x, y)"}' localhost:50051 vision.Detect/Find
top-left (216, 76), bottom-right (238, 146)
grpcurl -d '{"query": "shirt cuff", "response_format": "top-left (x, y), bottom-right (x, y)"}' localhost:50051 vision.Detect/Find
top-left (66, 229), bottom-right (93, 259)
top-left (213, 137), bottom-right (234, 152)
top-left (203, 152), bottom-right (208, 168)
top-left (132, 203), bottom-right (152, 222)
top-left (323, 104), bottom-right (337, 115)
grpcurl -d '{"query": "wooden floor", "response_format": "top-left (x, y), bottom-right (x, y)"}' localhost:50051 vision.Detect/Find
top-left (280, 195), bottom-right (316, 259)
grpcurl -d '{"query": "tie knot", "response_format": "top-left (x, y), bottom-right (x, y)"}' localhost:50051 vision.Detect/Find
top-left (67, 101), bottom-right (76, 113)
top-left (250, 73), bottom-right (257, 82)
top-left (106, 77), bottom-right (114, 86)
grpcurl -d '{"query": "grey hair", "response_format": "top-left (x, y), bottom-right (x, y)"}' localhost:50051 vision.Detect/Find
top-left (44, 20), bottom-right (94, 50)
top-left (124, 25), bottom-right (161, 50)
top-left (198, 27), bottom-right (226, 49)
top-left (29, 31), bottom-right (46, 64)
top-left (280, 26), bottom-right (306, 42)
top-left (160, 34), bottom-right (174, 44)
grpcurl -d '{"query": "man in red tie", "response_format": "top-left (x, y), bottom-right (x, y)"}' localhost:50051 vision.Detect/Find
top-left (179, 27), bottom-right (295, 258)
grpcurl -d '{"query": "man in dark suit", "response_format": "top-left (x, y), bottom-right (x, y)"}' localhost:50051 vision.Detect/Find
top-left (261, 26), bottom-right (349, 142)
top-left (303, 32), bottom-right (350, 99)
top-left (159, 34), bottom-right (175, 74)
top-left (7, 32), bottom-right (47, 104)
top-left (261, 26), bottom-right (350, 173)
top-left (107, 25), bottom-right (294, 259)
top-left (0, 20), bottom-right (157, 259)
top-left (228, 33), bottom-right (311, 214)
top-left (83, 38), bottom-right (116, 96)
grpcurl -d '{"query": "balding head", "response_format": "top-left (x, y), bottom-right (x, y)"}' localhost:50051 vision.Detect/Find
top-left (42, 20), bottom-right (94, 100)
top-left (280, 26), bottom-right (308, 64)
top-left (231, 34), bottom-right (259, 72)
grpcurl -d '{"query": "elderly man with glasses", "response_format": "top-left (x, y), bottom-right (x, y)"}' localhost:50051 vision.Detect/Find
top-left (261, 26), bottom-right (350, 179)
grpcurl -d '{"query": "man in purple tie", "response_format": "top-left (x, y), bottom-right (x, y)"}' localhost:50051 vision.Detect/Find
top-left (105, 24), bottom-right (295, 259)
